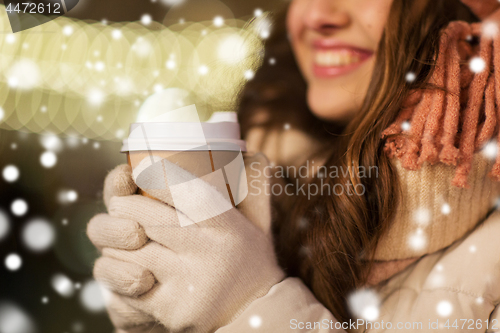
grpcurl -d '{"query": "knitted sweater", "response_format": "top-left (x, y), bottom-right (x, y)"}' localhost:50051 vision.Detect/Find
top-left (215, 2), bottom-right (500, 332)
top-left (246, 0), bottom-right (500, 284)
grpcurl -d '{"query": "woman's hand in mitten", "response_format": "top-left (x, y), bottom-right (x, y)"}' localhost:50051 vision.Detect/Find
top-left (88, 164), bottom-right (167, 333)
top-left (88, 154), bottom-right (284, 333)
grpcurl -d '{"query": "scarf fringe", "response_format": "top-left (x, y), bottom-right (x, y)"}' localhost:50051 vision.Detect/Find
top-left (382, 21), bottom-right (500, 188)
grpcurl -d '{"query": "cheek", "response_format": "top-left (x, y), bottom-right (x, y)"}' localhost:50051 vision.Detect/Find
top-left (358, 0), bottom-right (393, 43)
top-left (286, 1), bottom-right (305, 43)
top-left (286, 1), bottom-right (311, 82)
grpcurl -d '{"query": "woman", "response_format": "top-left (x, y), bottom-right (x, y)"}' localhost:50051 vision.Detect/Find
top-left (87, 0), bottom-right (500, 331)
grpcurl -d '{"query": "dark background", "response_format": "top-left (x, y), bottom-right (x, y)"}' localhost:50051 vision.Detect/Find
top-left (0, 0), bottom-right (284, 332)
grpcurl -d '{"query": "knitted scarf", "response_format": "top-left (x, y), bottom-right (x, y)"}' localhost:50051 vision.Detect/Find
top-left (382, 0), bottom-right (500, 188)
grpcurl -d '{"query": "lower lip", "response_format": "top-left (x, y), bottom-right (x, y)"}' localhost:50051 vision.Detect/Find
top-left (313, 54), bottom-right (373, 78)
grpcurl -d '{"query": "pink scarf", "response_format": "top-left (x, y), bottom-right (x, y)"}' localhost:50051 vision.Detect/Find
top-left (383, 0), bottom-right (500, 188)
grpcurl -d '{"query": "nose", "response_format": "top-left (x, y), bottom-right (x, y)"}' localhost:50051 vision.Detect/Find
top-left (303, 0), bottom-right (351, 35)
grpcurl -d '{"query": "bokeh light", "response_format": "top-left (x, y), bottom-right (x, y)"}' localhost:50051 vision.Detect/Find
top-left (6, 59), bottom-right (41, 90)
top-left (436, 300), bottom-right (453, 317)
top-left (80, 280), bottom-right (107, 312)
top-left (39, 134), bottom-right (63, 152)
top-left (5, 253), bottom-right (22, 271)
top-left (217, 35), bottom-right (247, 64)
top-left (22, 218), bottom-right (56, 252)
top-left (213, 16), bottom-right (224, 27)
top-left (0, 5), bottom-right (265, 140)
top-left (141, 14), bottom-right (153, 26)
top-left (0, 210), bottom-right (10, 241)
top-left (51, 273), bottom-right (75, 297)
top-left (11, 199), bottom-right (28, 216)
top-left (2, 165), bottom-right (20, 183)
top-left (160, 0), bottom-right (185, 5)
top-left (469, 57), bottom-right (486, 73)
top-left (482, 140), bottom-right (498, 160)
top-left (40, 151), bottom-right (57, 168)
top-left (347, 288), bottom-right (380, 321)
top-left (249, 315), bottom-right (262, 328)
top-left (408, 228), bottom-right (428, 251)
top-left (57, 189), bottom-right (79, 204)
top-left (0, 303), bottom-right (36, 333)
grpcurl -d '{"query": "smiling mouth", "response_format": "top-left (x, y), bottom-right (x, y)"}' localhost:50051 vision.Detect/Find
top-left (312, 48), bottom-right (373, 78)
top-left (315, 50), bottom-right (362, 67)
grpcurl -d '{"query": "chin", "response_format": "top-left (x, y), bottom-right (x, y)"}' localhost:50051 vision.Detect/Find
top-left (307, 86), bottom-right (359, 123)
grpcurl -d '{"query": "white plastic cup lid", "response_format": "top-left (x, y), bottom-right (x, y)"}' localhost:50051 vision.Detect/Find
top-left (121, 105), bottom-right (247, 152)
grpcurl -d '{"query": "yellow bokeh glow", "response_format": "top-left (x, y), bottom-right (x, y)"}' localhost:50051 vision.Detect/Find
top-left (0, 6), bottom-right (266, 141)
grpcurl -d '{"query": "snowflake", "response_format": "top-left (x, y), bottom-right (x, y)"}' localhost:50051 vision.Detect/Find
top-left (436, 300), bottom-right (453, 317)
top-left (218, 36), bottom-right (247, 64)
top-left (52, 274), bottom-right (75, 297)
top-left (347, 288), bottom-right (380, 321)
top-left (401, 121), bottom-right (411, 131)
top-left (2, 165), bottom-right (19, 183)
top-left (40, 151), bottom-right (57, 168)
top-left (40, 134), bottom-right (63, 152)
top-left (87, 88), bottom-right (106, 106)
top-left (469, 57), bottom-right (486, 73)
top-left (482, 141), bottom-right (497, 160)
top-left (213, 16), bottom-right (224, 27)
top-left (80, 280), bottom-right (107, 312)
top-left (482, 21), bottom-right (499, 39)
top-left (141, 14), bottom-right (153, 26)
top-left (5, 253), bottom-right (22, 271)
top-left (11, 199), bottom-right (28, 216)
top-left (408, 228), bottom-right (427, 251)
top-left (112, 29), bottom-right (122, 40)
top-left (94, 61), bottom-right (105, 72)
top-left (58, 189), bottom-right (78, 204)
top-left (5, 34), bottom-right (16, 44)
top-left (413, 207), bottom-right (431, 226)
top-left (166, 59), bottom-right (176, 69)
top-left (160, 0), bottom-right (185, 5)
top-left (115, 129), bottom-right (125, 139)
top-left (405, 72), bottom-right (416, 83)
top-left (198, 65), bottom-right (209, 76)
top-left (6, 59), bottom-right (41, 90)
top-left (244, 70), bottom-right (255, 80)
top-left (249, 315), bottom-right (262, 328)
top-left (62, 25), bottom-right (74, 36)
top-left (132, 38), bottom-right (152, 57)
top-left (22, 219), bottom-right (55, 252)
top-left (441, 203), bottom-right (451, 215)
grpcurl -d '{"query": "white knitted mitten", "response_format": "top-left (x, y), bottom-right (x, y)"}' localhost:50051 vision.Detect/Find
top-left (88, 154), bottom-right (284, 333)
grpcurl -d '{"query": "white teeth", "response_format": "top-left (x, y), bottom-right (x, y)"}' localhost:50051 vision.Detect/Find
top-left (315, 51), bottom-right (361, 67)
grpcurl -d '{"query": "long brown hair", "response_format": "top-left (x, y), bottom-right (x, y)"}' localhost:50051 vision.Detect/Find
top-left (238, 0), bottom-right (478, 322)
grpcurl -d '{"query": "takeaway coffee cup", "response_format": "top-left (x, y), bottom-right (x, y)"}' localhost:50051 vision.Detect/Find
top-left (121, 106), bottom-right (248, 216)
